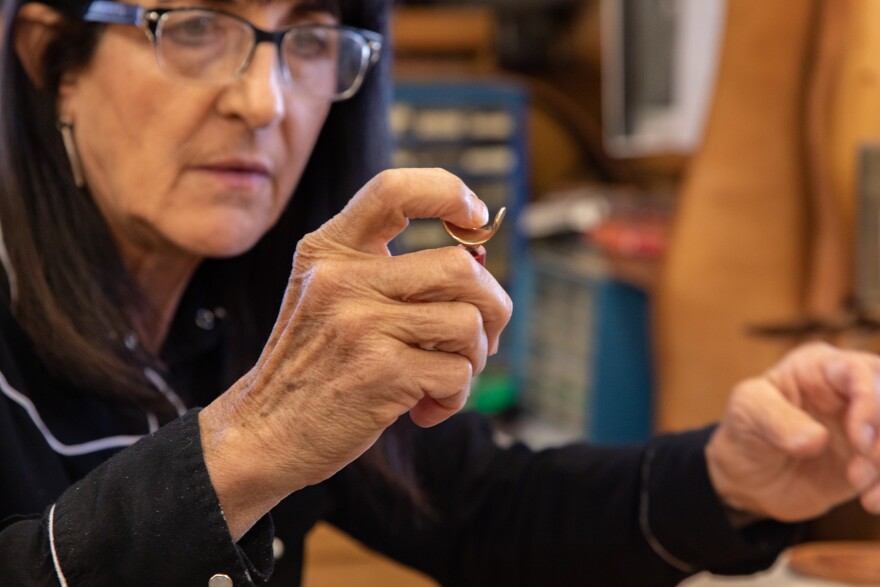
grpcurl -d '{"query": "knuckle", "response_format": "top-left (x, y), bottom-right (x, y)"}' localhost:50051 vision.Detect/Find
top-left (432, 167), bottom-right (466, 190)
top-left (304, 260), bottom-right (344, 294)
top-left (294, 229), bottom-right (346, 268)
top-left (460, 304), bottom-right (485, 339)
top-left (797, 340), bottom-right (835, 356)
top-left (399, 373), bottom-right (428, 402)
top-left (500, 291), bottom-right (514, 321)
top-left (731, 377), bottom-right (765, 404)
top-left (294, 232), bottom-right (322, 261)
top-left (368, 169), bottom-right (402, 198)
top-left (429, 358), bottom-right (472, 400)
top-left (445, 390), bottom-right (469, 413)
top-left (444, 247), bottom-right (481, 281)
top-left (456, 357), bottom-right (474, 385)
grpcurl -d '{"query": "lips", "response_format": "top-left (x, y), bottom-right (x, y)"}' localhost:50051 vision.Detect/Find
top-left (197, 158), bottom-right (273, 177)
top-left (193, 158), bottom-right (274, 191)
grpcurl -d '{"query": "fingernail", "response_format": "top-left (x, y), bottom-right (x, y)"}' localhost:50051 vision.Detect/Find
top-left (787, 422), bottom-right (825, 450)
top-left (787, 432), bottom-right (814, 451)
top-left (826, 360), bottom-right (849, 383)
top-left (851, 459), bottom-right (880, 490)
top-left (863, 491), bottom-right (880, 514)
top-left (467, 192), bottom-right (489, 225)
top-left (861, 425), bottom-right (877, 454)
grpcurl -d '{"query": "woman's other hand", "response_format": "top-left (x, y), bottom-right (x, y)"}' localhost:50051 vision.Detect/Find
top-left (199, 168), bottom-right (512, 539)
top-left (706, 342), bottom-right (880, 523)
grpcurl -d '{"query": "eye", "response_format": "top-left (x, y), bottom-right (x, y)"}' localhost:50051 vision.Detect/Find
top-left (162, 12), bottom-right (229, 47)
top-left (286, 27), bottom-right (333, 59)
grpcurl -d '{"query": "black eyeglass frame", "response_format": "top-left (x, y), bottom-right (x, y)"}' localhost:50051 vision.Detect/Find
top-left (79, 0), bottom-right (384, 101)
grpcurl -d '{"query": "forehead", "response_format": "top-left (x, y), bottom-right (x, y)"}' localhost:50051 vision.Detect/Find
top-left (248, 0), bottom-right (338, 11)
top-left (154, 0), bottom-right (340, 15)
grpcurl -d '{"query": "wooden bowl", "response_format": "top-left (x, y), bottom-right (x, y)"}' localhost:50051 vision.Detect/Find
top-left (787, 541), bottom-right (880, 585)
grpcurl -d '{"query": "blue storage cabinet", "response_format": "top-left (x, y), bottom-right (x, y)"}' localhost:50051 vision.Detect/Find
top-left (518, 242), bottom-right (653, 445)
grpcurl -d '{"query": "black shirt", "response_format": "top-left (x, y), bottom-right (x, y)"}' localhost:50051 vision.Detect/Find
top-left (0, 300), bottom-right (796, 586)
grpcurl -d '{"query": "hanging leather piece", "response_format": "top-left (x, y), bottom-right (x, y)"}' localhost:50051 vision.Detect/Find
top-left (824, 0), bottom-right (880, 349)
top-left (656, 0), bottom-right (880, 540)
top-left (804, 0), bottom-right (852, 318)
top-left (655, 0), bottom-right (817, 431)
top-left (802, 0), bottom-right (880, 542)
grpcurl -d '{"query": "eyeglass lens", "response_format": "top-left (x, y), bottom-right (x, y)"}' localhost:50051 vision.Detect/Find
top-left (153, 10), bottom-right (368, 99)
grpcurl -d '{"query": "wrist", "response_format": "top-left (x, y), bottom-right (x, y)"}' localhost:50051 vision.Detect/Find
top-left (198, 403), bottom-right (294, 541)
top-left (705, 431), bottom-right (768, 522)
top-left (722, 504), bottom-right (765, 529)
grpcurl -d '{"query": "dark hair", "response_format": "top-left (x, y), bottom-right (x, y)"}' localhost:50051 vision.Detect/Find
top-left (0, 0), bottom-right (391, 405)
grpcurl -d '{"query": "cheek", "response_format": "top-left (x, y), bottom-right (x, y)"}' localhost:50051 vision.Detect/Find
top-left (70, 36), bottom-right (203, 216)
top-left (276, 99), bottom-right (332, 193)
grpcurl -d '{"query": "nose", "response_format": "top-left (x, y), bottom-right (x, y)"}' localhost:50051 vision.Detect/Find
top-left (216, 43), bottom-right (285, 129)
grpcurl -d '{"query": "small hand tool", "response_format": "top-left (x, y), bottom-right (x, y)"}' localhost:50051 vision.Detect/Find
top-left (441, 207), bottom-right (506, 266)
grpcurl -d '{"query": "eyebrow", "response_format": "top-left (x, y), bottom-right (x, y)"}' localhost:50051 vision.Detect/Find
top-left (154, 0), bottom-right (340, 16)
top-left (292, 0), bottom-right (339, 14)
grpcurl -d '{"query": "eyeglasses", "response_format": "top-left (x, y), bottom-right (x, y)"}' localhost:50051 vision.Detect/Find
top-left (79, 0), bottom-right (383, 101)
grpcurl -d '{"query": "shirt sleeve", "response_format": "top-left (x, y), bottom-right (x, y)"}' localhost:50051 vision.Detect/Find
top-left (325, 413), bottom-right (799, 587)
top-left (0, 409), bottom-right (275, 587)
top-left (639, 426), bottom-right (800, 575)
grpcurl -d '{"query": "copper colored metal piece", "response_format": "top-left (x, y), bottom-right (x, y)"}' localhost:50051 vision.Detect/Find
top-left (441, 207), bottom-right (506, 266)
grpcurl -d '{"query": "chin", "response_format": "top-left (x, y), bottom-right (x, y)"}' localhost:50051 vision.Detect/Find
top-left (202, 236), bottom-right (265, 259)
top-left (176, 212), bottom-right (277, 258)
top-left (183, 227), bottom-right (267, 259)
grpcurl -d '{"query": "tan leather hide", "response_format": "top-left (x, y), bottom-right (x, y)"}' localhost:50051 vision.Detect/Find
top-left (656, 0), bottom-right (880, 538)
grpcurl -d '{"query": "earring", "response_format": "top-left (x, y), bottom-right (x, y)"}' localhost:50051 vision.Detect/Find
top-left (57, 120), bottom-right (85, 188)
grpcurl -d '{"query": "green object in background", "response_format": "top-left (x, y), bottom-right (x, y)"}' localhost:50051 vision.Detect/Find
top-left (468, 372), bottom-right (518, 413)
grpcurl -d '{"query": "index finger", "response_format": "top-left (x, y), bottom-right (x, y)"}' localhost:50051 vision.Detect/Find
top-left (321, 169), bottom-right (490, 255)
top-left (822, 353), bottom-right (880, 456)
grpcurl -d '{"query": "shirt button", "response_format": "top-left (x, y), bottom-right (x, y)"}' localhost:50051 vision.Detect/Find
top-left (273, 537), bottom-right (285, 560)
top-left (208, 574), bottom-right (233, 587)
top-left (195, 308), bottom-right (216, 331)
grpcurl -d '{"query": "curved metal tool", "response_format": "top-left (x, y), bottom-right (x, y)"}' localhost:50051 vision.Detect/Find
top-left (441, 207), bottom-right (506, 266)
top-left (442, 205), bottom-right (505, 246)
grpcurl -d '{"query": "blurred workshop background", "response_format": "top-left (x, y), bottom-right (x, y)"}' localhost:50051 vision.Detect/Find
top-left (305, 1), bottom-right (880, 585)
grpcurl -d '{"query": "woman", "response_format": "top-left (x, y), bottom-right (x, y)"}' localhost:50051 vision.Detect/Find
top-left (1, 0), bottom-right (880, 585)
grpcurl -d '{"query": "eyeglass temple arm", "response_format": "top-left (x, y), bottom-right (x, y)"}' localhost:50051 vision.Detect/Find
top-left (361, 31), bottom-right (383, 66)
top-left (81, 0), bottom-right (144, 25)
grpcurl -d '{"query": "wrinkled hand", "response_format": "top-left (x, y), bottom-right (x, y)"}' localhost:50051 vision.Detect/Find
top-left (706, 342), bottom-right (880, 523)
top-left (199, 169), bottom-right (512, 539)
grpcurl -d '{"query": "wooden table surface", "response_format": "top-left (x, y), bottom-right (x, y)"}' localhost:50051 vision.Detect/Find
top-left (303, 523), bottom-right (438, 587)
top-left (681, 549), bottom-right (880, 587)
top-left (305, 527), bottom-right (880, 587)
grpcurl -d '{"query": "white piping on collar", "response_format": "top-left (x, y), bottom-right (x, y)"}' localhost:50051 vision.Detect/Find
top-left (144, 367), bottom-right (187, 417)
top-left (0, 363), bottom-right (185, 456)
top-left (146, 410), bottom-right (159, 433)
top-left (0, 367), bottom-right (144, 456)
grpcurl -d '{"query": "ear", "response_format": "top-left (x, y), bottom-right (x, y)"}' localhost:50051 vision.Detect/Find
top-left (13, 3), bottom-right (65, 90)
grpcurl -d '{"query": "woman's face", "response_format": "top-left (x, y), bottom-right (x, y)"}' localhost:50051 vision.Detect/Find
top-left (58, 0), bottom-right (336, 261)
